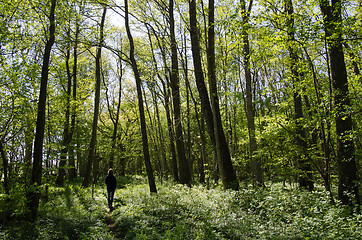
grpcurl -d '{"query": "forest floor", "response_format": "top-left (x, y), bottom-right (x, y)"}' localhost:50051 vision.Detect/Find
top-left (105, 210), bottom-right (124, 239)
top-left (1, 175), bottom-right (361, 239)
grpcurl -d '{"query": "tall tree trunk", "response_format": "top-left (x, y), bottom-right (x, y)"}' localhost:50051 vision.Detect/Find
top-left (163, 79), bottom-right (178, 182)
top-left (208, 0), bottom-right (239, 190)
top-left (24, 125), bottom-right (34, 184)
top-left (189, 0), bottom-right (216, 148)
top-left (170, 0), bottom-right (191, 186)
top-left (189, 0), bottom-right (238, 190)
top-left (185, 45), bottom-right (194, 180)
top-left (320, 0), bottom-right (360, 206)
top-left (285, 0), bottom-right (313, 190)
top-left (82, 6), bottom-right (106, 188)
top-left (93, 153), bottom-right (100, 185)
top-left (109, 57), bottom-right (123, 169)
top-left (68, 19), bottom-right (79, 181)
top-left (181, 34), bottom-right (206, 183)
top-left (240, 0), bottom-right (263, 186)
top-left (0, 140), bottom-right (9, 195)
top-left (27, 0), bottom-right (56, 221)
top-left (124, 0), bottom-right (157, 193)
top-left (152, 26), bottom-right (178, 182)
top-left (56, 27), bottom-right (72, 186)
top-left (151, 33), bottom-right (178, 181)
top-left (154, 90), bottom-right (168, 181)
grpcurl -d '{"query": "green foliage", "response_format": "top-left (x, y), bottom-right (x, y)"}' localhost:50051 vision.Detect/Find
top-left (1, 177), bottom-right (360, 239)
top-left (111, 179), bottom-right (361, 239)
top-left (1, 182), bottom-right (113, 240)
top-left (0, 183), bottom-right (28, 220)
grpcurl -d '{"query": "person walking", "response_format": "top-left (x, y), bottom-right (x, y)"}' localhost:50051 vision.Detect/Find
top-left (105, 168), bottom-right (117, 209)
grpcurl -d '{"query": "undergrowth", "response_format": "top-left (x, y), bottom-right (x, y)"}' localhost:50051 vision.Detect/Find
top-left (112, 179), bottom-right (361, 240)
top-left (1, 182), bottom-right (113, 240)
top-left (1, 176), bottom-right (361, 240)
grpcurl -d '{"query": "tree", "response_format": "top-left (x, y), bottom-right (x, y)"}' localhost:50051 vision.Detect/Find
top-left (285, 0), bottom-right (313, 190)
top-left (146, 23), bottom-right (178, 182)
top-left (208, 0), bottom-right (240, 189)
top-left (170, 0), bottom-right (191, 185)
top-left (0, 140), bottom-right (9, 195)
top-left (56, 15), bottom-right (74, 186)
top-left (189, 0), bottom-right (239, 190)
top-left (239, 0), bottom-right (264, 186)
top-left (320, 0), bottom-right (360, 206)
top-left (82, 5), bottom-right (107, 188)
top-left (27, 0), bottom-right (57, 221)
top-left (124, 0), bottom-right (157, 193)
top-left (68, 11), bottom-right (81, 181)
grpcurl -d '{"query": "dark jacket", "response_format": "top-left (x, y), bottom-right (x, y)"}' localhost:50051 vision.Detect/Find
top-left (105, 174), bottom-right (117, 191)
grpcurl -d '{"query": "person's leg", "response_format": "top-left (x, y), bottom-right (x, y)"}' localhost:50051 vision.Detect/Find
top-left (107, 190), bottom-right (112, 208)
top-left (109, 190), bottom-right (114, 208)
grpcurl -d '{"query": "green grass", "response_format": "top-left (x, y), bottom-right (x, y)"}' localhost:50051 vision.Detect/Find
top-left (1, 176), bottom-right (361, 239)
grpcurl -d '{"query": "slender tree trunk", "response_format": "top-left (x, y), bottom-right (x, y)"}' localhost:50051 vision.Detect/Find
top-left (0, 139), bottom-right (11, 223)
top-left (82, 6), bottom-right (106, 188)
top-left (56, 27), bottom-right (72, 186)
top-left (93, 153), bottom-right (100, 185)
top-left (146, 24), bottom-right (176, 182)
top-left (163, 80), bottom-right (178, 182)
top-left (0, 140), bottom-right (9, 195)
top-left (170, 0), bottom-right (191, 186)
top-left (68, 20), bottom-right (79, 181)
top-left (181, 35), bottom-right (206, 183)
top-left (189, 0), bottom-right (238, 190)
top-left (27, 0), bottom-right (56, 221)
top-left (240, 0), bottom-right (263, 186)
top-left (189, 0), bottom-right (216, 148)
top-left (153, 87), bottom-right (168, 181)
top-left (184, 46), bottom-right (193, 180)
top-left (303, 44), bottom-right (334, 201)
top-left (208, 0), bottom-right (239, 190)
top-left (320, 0), bottom-right (360, 207)
top-left (109, 58), bottom-right (123, 169)
top-left (124, 0), bottom-right (157, 193)
top-left (161, 41), bottom-right (178, 182)
top-left (24, 125), bottom-right (34, 184)
top-left (186, 59), bottom-right (192, 179)
top-left (199, 118), bottom-right (206, 184)
top-left (285, 0), bottom-right (313, 190)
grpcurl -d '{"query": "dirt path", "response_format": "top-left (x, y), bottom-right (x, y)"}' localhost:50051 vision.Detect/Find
top-left (105, 210), bottom-right (125, 239)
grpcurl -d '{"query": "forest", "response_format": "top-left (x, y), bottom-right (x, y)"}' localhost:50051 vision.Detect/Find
top-left (0, 0), bottom-right (361, 239)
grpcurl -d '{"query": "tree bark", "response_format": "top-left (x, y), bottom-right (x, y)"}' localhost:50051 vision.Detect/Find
top-left (125, 0), bottom-right (157, 193)
top-left (189, 0), bottom-right (238, 190)
top-left (240, 0), bottom-right (263, 186)
top-left (153, 87), bottom-right (168, 181)
top-left (163, 78), bottom-right (178, 182)
top-left (189, 0), bottom-right (216, 148)
top-left (24, 125), bottom-right (34, 184)
top-left (148, 24), bottom-right (178, 182)
top-left (109, 57), bottom-right (123, 169)
top-left (285, 0), bottom-right (313, 190)
top-left (170, 0), bottom-right (191, 186)
top-left (320, 0), bottom-right (360, 206)
top-left (208, 0), bottom-right (239, 190)
top-left (148, 24), bottom-right (178, 181)
top-left (56, 27), bottom-right (72, 186)
top-left (0, 140), bottom-right (9, 195)
top-left (28, 0), bottom-right (56, 221)
top-left (68, 19), bottom-right (79, 181)
top-left (82, 6), bottom-right (106, 188)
